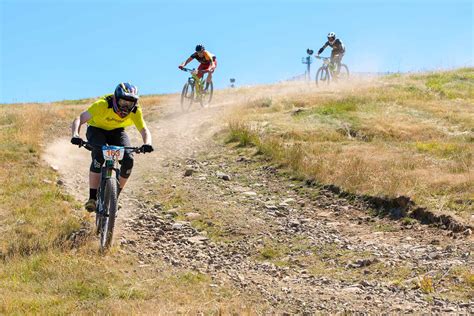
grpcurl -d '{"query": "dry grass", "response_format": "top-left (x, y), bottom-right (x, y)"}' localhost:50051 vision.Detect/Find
top-left (1, 70), bottom-right (472, 312)
top-left (0, 105), bottom-right (82, 258)
top-left (420, 275), bottom-right (435, 294)
top-left (225, 68), bottom-right (474, 220)
top-left (0, 101), bottom-right (261, 314)
top-left (0, 248), bottom-right (260, 314)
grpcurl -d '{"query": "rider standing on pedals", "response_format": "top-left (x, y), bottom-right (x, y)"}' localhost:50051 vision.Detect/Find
top-left (178, 44), bottom-right (217, 92)
top-left (70, 83), bottom-right (154, 212)
top-left (317, 32), bottom-right (346, 74)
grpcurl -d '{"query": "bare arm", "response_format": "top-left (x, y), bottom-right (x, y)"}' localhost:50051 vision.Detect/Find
top-left (139, 127), bottom-right (152, 145)
top-left (208, 53), bottom-right (216, 69)
top-left (71, 111), bottom-right (92, 137)
top-left (180, 57), bottom-right (194, 68)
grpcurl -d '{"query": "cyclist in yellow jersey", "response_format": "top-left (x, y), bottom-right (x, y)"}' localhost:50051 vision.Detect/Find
top-left (70, 83), bottom-right (153, 212)
top-left (179, 44), bottom-right (217, 91)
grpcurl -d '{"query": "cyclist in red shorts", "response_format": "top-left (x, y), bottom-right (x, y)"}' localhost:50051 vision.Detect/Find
top-left (179, 44), bottom-right (217, 91)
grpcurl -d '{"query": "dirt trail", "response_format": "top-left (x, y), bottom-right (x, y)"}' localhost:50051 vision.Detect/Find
top-left (44, 83), bottom-right (473, 314)
top-left (43, 138), bottom-right (90, 202)
top-left (43, 96), bottom-right (226, 234)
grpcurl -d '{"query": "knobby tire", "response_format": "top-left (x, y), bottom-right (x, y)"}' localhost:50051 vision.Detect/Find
top-left (316, 67), bottom-right (330, 86)
top-left (199, 81), bottom-right (214, 108)
top-left (100, 178), bottom-right (118, 252)
top-left (181, 82), bottom-right (194, 112)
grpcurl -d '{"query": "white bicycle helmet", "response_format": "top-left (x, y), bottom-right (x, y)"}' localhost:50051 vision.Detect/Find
top-left (327, 32), bottom-right (336, 44)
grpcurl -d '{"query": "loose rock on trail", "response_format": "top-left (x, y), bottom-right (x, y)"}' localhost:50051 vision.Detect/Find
top-left (45, 87), bottom-right (473, 313)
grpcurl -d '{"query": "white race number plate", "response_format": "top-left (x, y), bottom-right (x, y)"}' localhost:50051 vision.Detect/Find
top-left (102, 146), bottom-right (125, 161)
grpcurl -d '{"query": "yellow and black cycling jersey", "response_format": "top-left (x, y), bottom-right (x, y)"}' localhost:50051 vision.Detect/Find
top-left (190, 50), bottom-right (216, 64)
top-left (87, 94), bottom-right (146, 131)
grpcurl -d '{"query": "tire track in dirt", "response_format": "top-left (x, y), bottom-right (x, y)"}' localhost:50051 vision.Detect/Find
top-left (125, 99), bottom-right (472, 313)
top-left (44, 86), bottom-right (473, 313)
top-left (124, 142), bottom-right (473, 313)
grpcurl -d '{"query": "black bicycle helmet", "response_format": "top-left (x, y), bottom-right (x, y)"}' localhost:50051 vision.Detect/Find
top-left (195, 44), bottom-right (205, 52)
top-left (113, 82), bottom-right (139, 117)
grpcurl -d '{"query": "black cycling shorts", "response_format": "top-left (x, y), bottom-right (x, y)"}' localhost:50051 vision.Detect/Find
top-left (86, 126), bottom-right (134, 178)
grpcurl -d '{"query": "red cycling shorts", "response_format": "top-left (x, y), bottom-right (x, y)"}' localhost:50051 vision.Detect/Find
top-left (197, 58), bottom-right (217, 78)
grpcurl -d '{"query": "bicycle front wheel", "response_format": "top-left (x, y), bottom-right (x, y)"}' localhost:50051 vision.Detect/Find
top-left (200, 81), bottom-right (214, 108)
top-left (99, 177), bottom-right (118, 252)
top-left (180, 82), bottom-right (194, 112)
top-left (315, 67), bottom-right (330, 86)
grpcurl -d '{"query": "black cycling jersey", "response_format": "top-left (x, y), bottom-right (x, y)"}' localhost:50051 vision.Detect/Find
top-left (318, 39), bottom-right (345, 55)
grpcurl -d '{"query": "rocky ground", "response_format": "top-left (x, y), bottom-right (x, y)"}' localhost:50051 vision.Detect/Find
top-left (46, 95), bottom-right (473, 314)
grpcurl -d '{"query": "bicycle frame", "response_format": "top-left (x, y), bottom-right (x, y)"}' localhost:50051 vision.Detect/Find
top-left (182, 68), bottom-right (209, 96)
top-left (96, 145), bottom-right (124, 213)
top-left (317, 56), bottom-right (335, 71)
top-left (180, 67), bottom-right (214, 110)
top-left (77, 142), bottom-right (144, 251)
top-left (314, 55), bottom-right (350, 85)
top-left (81, 143), bottom-right (142, 211)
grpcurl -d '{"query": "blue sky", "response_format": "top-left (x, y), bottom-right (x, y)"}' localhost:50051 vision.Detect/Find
top-left (1, 0), bottom-right (472, 103)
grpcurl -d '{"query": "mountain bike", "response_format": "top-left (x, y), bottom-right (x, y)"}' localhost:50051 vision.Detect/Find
top-left (315, 56), bottom-right (349, 85)
top-left (79, 142), bottom-right (145, 252)
top-left (180, 67), bottom-right (214, 111)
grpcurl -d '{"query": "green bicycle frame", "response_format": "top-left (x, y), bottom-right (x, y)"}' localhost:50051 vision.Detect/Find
top-left (189, 72), bottom-right (207, 96)
top-left (105, 160), bottom-right (115, 178)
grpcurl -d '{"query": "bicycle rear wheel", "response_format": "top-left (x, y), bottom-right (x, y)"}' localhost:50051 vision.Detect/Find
top-left (200, 81), bottom-right (213, 107)
top-left (315, 67), bottom-right (330, 86)
top-left (99, 177), bottom-right (118, 252)
top-left (180, 82), bottom-right (194, 112)
top-left (339, 64), bottom-right (350, 80)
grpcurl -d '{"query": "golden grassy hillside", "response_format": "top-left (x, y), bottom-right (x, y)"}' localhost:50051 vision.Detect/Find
top-left (226, 68), bottom-right (473, 221)
top-left (0, 96), bottom-right (255, 314)
top-left (0, 68), bottom-right (472, 313)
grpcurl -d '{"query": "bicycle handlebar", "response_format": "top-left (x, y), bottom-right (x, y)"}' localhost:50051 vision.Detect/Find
top-left (180, 67), bottom-right (195, 72)
top-left (80, 141), bottom-right (144, 153)
top-left (180, 67), bottom-right (211, 74)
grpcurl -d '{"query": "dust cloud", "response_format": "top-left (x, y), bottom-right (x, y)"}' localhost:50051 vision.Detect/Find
top-left (43, 138), bottom-right (90, 201)
top-left (42, 76), bottom-right (375, 208)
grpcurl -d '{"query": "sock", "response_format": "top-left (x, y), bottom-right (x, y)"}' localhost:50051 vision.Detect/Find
top-left (89, 188), bottom-right (98, 200)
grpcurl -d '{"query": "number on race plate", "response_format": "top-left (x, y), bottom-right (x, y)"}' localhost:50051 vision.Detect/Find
top-left (102, 147), bottom-right (125, 161)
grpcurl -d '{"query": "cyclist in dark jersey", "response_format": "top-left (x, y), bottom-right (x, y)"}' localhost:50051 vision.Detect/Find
top-left (179, 44), bottom-right (217, 91)
top-left (317, 32), bottom-right (346, 74)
